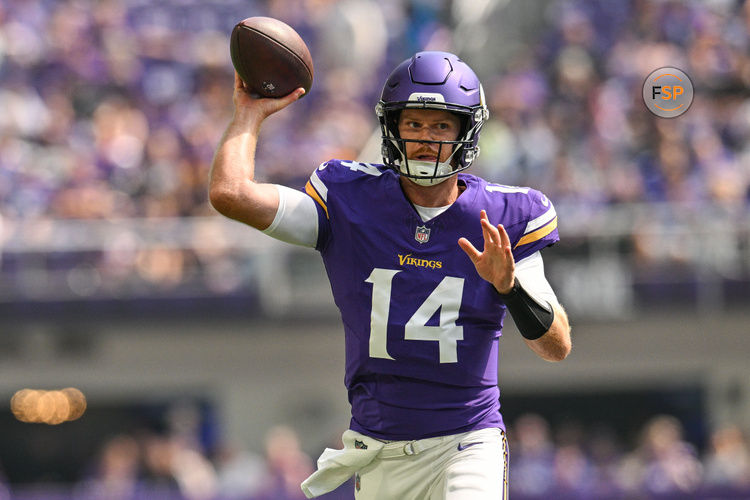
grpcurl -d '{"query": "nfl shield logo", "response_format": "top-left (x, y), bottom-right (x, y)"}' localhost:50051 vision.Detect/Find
top-left (415, 225), bottom-right (431, 244)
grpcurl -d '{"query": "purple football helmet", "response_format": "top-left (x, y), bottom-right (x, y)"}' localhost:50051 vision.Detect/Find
top-left (376, 51), bottom-right (489, 185)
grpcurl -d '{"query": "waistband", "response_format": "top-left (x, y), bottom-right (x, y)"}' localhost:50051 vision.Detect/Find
top-left (377, 427), bottom-right (505, 459)
top-left (378, 434), bottom-right (454, 459)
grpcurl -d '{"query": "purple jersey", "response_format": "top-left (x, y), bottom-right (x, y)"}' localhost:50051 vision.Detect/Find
top-left (304, 160), bottom-right (559, 440)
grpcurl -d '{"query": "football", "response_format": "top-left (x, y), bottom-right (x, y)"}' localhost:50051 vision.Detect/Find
top-left (230, 17), bottom-right (314, 98)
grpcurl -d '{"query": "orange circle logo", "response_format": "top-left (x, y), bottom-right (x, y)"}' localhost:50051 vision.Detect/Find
top-left (642, 67), bottom-right (694, 118)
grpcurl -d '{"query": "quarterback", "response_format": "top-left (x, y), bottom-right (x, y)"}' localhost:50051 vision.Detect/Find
top-left (210, 51), bottom-right (571, 499)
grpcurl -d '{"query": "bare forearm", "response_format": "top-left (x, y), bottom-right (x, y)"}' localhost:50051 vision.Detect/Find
top-left (210, 112), bottom-right (261, 189)
top-left (208, 112), bottom-right (278, 229)
top-left (523, 303), bottom-right (571, 362)
top-left (208, 75), bottom-right (304, 230)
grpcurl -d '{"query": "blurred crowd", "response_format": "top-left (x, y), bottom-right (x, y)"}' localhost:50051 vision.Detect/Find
top-left (1, 2), bottom-right (749, 498)
top-left (472, 0), bottom-right (750, 210)
top-left (71, 424), bottom-right (317, 500)
top-left (508, 413), bottom-right (750, 499)
top-left (1, 412), bottom-right (749, 499)
top-left (2, 0), bottom-right (749, 221)
top-left (0, 0), bottom-right (406, 221)
top-left (2, 0), bottom-right (750, 303)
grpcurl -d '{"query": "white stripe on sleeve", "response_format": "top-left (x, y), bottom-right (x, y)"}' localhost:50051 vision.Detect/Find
top-left (310, 170), bottom-right (328, 202)
top-left (523, 206), bottom-right (557, 235)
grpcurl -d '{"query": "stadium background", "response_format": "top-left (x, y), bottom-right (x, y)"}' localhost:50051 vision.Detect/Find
top-left (1, 0), bottom-right (749, 498)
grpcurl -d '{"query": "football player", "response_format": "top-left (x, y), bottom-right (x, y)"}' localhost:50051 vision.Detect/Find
top-left (210, 51), bottom-right (572, 499)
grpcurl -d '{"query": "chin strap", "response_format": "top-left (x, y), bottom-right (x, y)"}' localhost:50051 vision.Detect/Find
top-left (400, 159), bottom-right (453, 186)
top-left (496, 279), bottom-right (555, 340)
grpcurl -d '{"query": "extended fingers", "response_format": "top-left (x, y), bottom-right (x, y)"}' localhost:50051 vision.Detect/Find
top-left (471, 210), bottom-right (514, 252)
top-left (479, 211), bottom-right (515, 263)
top-left (497, 223), bottom-right (512, 251)
top-left (480, 211), bottom-right (502, 247)
top-left (480, 219), bottom-right (496, 247)
top-left (458, 237), bottom-right (481, 263)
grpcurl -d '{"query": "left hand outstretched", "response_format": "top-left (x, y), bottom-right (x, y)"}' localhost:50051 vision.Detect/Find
top-left (458, 210), bottom-right (515, 294)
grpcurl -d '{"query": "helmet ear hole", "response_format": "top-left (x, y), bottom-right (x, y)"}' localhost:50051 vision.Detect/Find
top-left (381, 108), bottom-right (403, 164)
top-left (458, 115), bottom-right (470, 140)
top-left (381, 135), bottom-right (402, 166)
top-left (388, 110), bottom-right (402, 138)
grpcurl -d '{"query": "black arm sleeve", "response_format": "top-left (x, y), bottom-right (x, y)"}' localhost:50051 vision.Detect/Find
top-left (496, 280), bottom-right (555, 340)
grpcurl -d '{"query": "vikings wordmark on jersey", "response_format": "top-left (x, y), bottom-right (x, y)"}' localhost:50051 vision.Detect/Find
top-left (304, 159), bottom-right (558, 441)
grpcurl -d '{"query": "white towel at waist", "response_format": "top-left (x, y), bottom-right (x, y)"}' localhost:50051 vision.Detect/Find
top-left (301, 429), bottom-right (385, 498)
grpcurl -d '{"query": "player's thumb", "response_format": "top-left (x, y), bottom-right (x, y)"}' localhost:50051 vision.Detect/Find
top-left (260, 88), bottom-right (305, 117)
top-left (268, 87), bottom-right (305, 114)
top-left (283, 87), bottom-right (306, 104)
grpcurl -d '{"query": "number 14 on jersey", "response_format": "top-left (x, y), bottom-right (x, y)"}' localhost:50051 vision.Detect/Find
top-left (366, 268), bottom-right (465, 363)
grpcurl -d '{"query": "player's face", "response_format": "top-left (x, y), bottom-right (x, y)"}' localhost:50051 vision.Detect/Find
top-left (398, 109), bottom-right (462, 163)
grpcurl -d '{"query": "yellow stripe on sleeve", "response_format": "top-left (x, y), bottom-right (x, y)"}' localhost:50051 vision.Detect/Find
top-left (305, 181), bottom-right (329, 219)
top-left (514, 217), bottom-right (557, 248)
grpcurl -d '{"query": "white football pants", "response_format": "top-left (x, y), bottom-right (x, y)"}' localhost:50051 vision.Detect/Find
top-left (353, 427), bottom-right (508, 500)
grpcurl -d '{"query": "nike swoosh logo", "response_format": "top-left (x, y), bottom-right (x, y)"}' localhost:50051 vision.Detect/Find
top-left (457, 441), bottom-right (483, 451)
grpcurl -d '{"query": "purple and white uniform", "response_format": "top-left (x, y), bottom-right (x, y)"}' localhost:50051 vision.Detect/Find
top-left (304, 159), bottom-right (559, 441)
